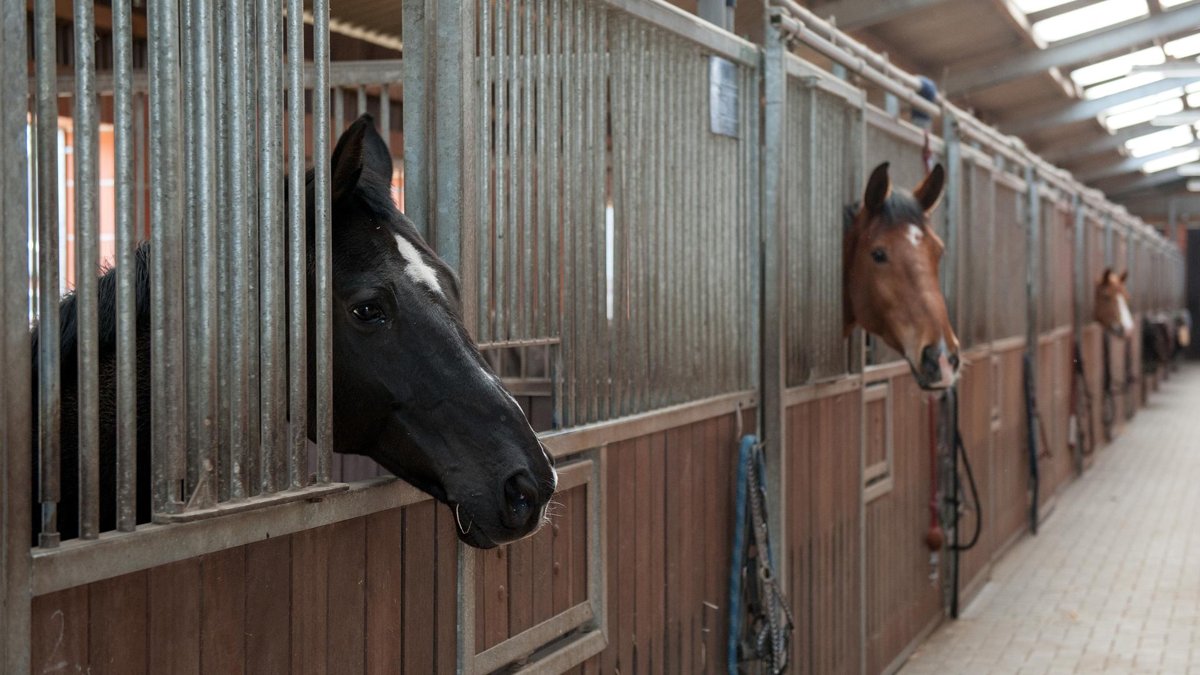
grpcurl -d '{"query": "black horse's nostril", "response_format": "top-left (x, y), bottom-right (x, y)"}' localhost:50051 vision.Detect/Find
top-left (502, 471), bottom-right (540, 531)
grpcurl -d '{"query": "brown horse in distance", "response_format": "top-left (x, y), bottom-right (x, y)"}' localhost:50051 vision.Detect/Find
top-left (1094, 268), bottom-right (1134, 339)
top-left (844, 161), bottom-right (960, 390)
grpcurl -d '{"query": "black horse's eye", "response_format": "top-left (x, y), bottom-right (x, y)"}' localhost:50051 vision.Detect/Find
top-left (871, 248), bottom-right (888, 264)
top-left (351, 303), bottom-right (386, 323)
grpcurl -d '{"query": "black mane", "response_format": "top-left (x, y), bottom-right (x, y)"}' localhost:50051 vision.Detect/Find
top-left (32, 243), bottom-right (153, 380)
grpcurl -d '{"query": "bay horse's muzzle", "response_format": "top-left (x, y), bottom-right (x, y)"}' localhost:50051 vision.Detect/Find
top-left (917, 340), bottom-right (959, 390)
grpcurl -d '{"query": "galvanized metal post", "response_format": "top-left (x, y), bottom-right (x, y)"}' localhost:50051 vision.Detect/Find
top-left (1, 0), bottom-right (32, 664)
top-left (403, 1), bottom-right (479, 671)
top-left (1026, 165), bottom-right (1040, 361)
top-left (1072, 195), bottom-right (1085, 336)
top-left (942, 111), bottom-right (961, 328)
top-left (760, 21), bottom-right (788, 593)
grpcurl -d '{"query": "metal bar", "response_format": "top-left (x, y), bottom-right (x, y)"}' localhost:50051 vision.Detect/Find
top-left (286, 0), bottom-right (308, 490)
top-left (113, 0), bottom-right (138, 531)
top-left (150, 0), bottom-right (186, 517)
top-left (215, 0), bottom-right (230, 504)
top-left (226, 0), bottom-right (250, 500)
top-left (357, 85), bottom-right (367, 117)
top-left (479, 0), bottom-right (492, 342)
top-left (522, 0), bottom-right (534, 341)
top-left (34, 0), bottom-right (61, 547)
top-left (496, 1), bottom-right (508, 342)
top-left (549, 0), bottom-right (562, 425)
top-left (186, 0), bottom-right (219, 510)
top-left (1, 0), bottom-right (33, 663)
top-left (313, 0), bottom-right (332, 484)
top-left (535, 0), bottom-right (548, 340)
top-left (74, 0), bottom-right (101, 539)
top-left (258, 0), bottom-right (285, 494)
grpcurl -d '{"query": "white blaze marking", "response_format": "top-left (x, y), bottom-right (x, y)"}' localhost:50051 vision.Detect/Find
top-left (906, 224), bottom-right (923, 248)
top-left (394, 234), bottom-right (443, 295)
top-left (1117, 294), bottom-right (1134, 335)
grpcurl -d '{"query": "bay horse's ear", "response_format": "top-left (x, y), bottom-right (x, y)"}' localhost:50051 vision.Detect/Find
top-left (914, 163), bottom-right (945, 213)
top-left (1120, 269), bottom-right (1129, 283)
top-left (864, 161), bottom-right (891, 214)
top-left (1099, 267), bottom-right (1113, 285)
top-left (330, 114), bottom-right (394, 203)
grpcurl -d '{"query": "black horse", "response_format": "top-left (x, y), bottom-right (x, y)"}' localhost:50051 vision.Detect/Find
top-left (32, 115), bottom-right (556, 549)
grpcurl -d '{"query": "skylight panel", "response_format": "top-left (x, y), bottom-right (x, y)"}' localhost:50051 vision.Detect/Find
top-left (1160, 0), bottom-right (1197, 8)
top-left (1071, 47), bottom-right (1164, 87)
top-left (1104, 87), bottom-right (1184, 115)
top-left (1103, 98), bottom-right (1184, 130)
top-left (1013, 0), bottom-right (1077, 12)
top-left (1124, 125), bottom-right (1194, 157)
top-left (1085, 72), bottom-right (1163, 100)
top-left (1165, 33), bottom-right (1200, 59)
top-left (1031, 0), bottom-right (1148, 43)
top-left (1141, 147), bottom-right (1200, 173)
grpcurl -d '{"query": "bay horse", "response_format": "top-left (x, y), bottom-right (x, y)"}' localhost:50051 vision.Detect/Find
top-left (844, 161), bottom-right (960, 390)
top-left (1094, 268), bottom-right (1134, 338)
top-left (31, 115), bottom-right (555, 549)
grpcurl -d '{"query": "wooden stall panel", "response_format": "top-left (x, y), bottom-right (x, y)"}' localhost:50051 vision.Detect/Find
top-left (787, 388), bottom-right (862, 675)
top-left (954, 355), bottom-right (994, 601)
top-left (863, 376), bottom-right (939, 675)
top-left (991, 345), bottom-right (1030, 552)
top-left (30, 501), bottom-right (459, 675)
top-left (598, 410), bottom-right (748, 675)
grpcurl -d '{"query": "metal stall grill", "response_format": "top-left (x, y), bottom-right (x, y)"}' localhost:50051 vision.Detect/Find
top-left (467, 0), bottom-right (760, 429)
top-left (21, 0), bottom-right (344, 551)
top-left (959, 154), bottom-right (996, 349)
top-left (992, 170), bottom-right (1028, 342)
top-left (781, 69), bottom-right (864, 386)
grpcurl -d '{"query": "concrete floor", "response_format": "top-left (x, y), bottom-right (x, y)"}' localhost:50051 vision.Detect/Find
top-left (900, 364), bottom-right (1200, 675)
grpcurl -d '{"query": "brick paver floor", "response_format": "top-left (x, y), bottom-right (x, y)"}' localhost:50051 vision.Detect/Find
top-left (900, 364), bottom-right (1200, 675)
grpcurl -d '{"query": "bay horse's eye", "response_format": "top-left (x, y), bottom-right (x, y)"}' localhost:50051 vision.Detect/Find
top-left (871, 248), bottom-right (888, 264)
top-left (352, 303), bottom-right (386, 323)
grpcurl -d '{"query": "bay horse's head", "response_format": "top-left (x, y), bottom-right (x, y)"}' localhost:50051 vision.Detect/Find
top-left (313, 115), bottom-right (555, 548)
top-left (1094, 268), bottom-right (1133, 339)
top-left (844, 161), bottom-right (959, 390)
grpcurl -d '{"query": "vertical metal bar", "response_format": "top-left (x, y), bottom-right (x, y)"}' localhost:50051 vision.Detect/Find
top-left (34, 0), bottom-right (61, 546)
top-left (357, 85), bottom-right (368, 118)
top-left (243, 0), bottom-right (261, 492)
top-left (522, 0), bottom-right (534, 340)
top-left (334, 87), bottom-right (344, 137)
top-left (380, 84), bottom-right (391, 169)
top-left (215, 0), bottom-right (231, 504)
top-left (186, 0), bottom-right (219, 509)
top-left (1, 0), bottom-right (33, 663)
top-left (495, 1), bottom-right (508, 341)
top-left (535, 0), bottom-right (547, 340)
top-left (479, 0), bottom-right (492, 341)
top-left (226, 0), bottom-right (250, 500)
top-left (581, 2), bottom-right (594, 420)
top-left (74, 0), bottom-right (102, 539)
top-left (258, 0), bottom-right (285, 494)
top-left (113, 0), bottom-right (138, 530)
top-left (760, 24), bottom-right (789, 593)
top-left (286, 0), bottom-right (308, 489)
top-left (150, 0), bottom-right (186, 516)
top-left (549, 0), bottom-right (562, 425)
top-left (313, 0), bottom-right (333, 483)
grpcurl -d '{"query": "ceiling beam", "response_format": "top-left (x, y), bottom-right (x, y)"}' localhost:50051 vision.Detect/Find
top-left (999, 77), bottom-right (1192, 137)
top-left (1102, 169), bottom-right (1189, 197)
top-left (814, 0), bottom-right (953, 31)
top-left (1076, 140), bottom-right (1200, 182)
top-left (1038, 121), bottom-right (1159, 165)
top-left (1025, 0), bottom-right (1096, 24)
top-left (944, 3), bottom-right (1200, 96)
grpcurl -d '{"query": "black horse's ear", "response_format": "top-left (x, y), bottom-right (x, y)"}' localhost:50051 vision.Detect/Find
top-left (330, 114), bottom-right (394, 203)
top-left (864, 162), bottom-right (891, 214)
top-left (914, 163), bottom-right (945, 213)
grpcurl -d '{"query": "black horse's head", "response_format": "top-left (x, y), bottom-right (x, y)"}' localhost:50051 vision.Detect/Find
top-left (311, 115), bottom-right (555, 548)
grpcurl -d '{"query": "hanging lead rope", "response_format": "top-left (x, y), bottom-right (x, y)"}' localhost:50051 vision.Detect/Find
top-left (728, 435), bottom-right (794, 674)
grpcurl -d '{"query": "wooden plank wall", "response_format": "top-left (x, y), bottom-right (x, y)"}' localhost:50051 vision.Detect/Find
top-left (31, 502), bottom-right (460, 675)
top-left (581, 408), bottom-right (752, 675)
top-left (863, 375), bottom-right (938, 675)
top-left (953, 356), bottom-right (995, 602)
top-left (786, 389), bottom-right (862, 675)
